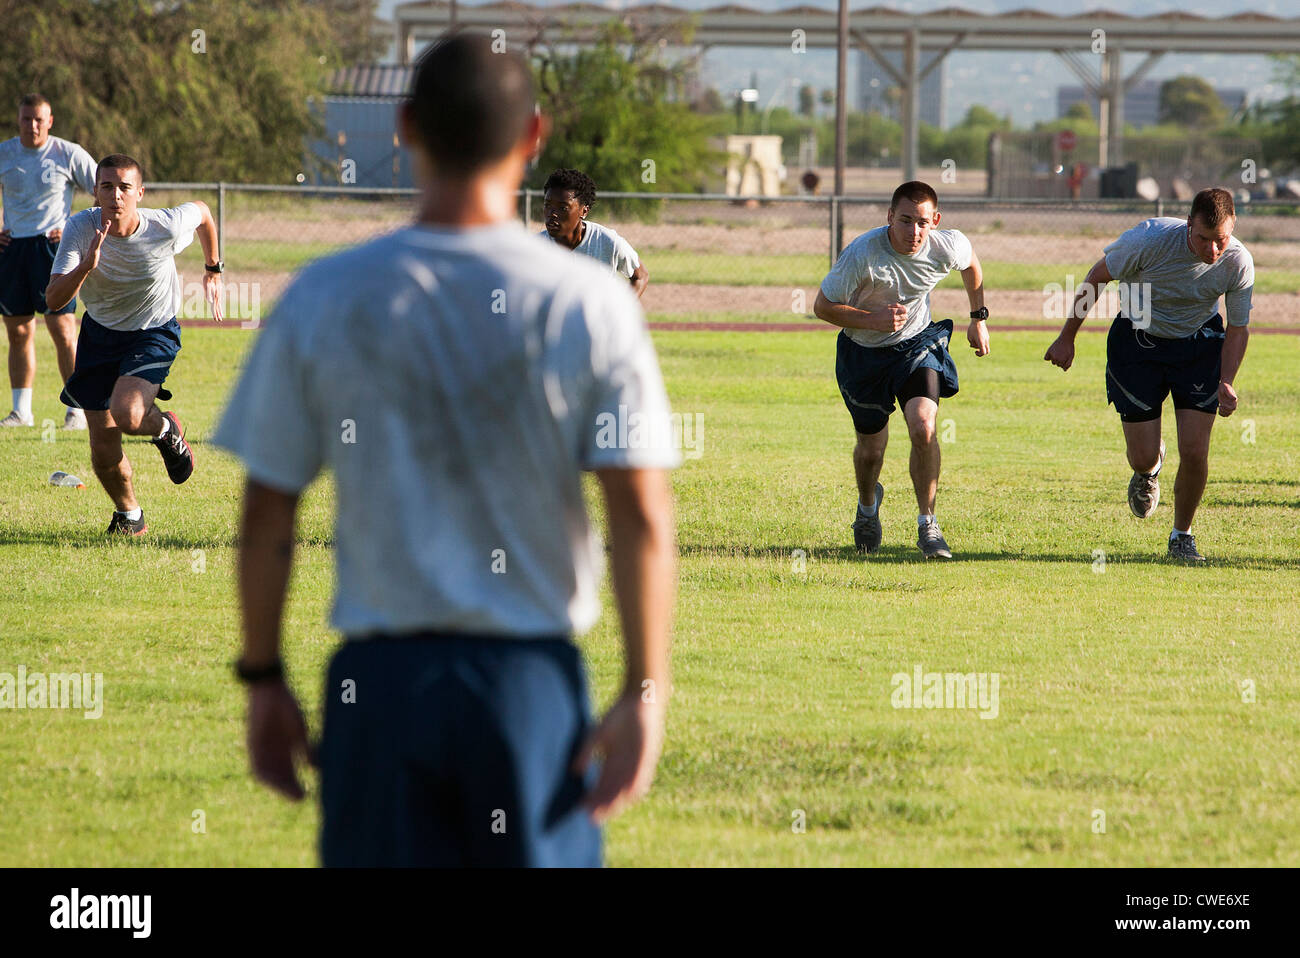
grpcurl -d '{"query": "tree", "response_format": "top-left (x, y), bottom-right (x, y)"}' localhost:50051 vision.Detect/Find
top-left (532, 25), bottom-right (724, 205)
top-left (0, 0), bottom-right (374, 181)
top-left (1159, 76), bottom-right (1226, 129)
top-left (799, 84), bottom-right (816, 117)
top-left (1064, 100), bottom-right (1094, 123)
top-left (694, 87), bottom-right (725, 114)
top-left (959, 105), bottom-right (1003, 129)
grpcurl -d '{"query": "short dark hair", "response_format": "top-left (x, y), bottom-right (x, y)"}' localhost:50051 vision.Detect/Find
top-left (1189, 188), bottom-right (1235, 230)
top-left (890, 180), bottom-right (939, 211)
top-left (406, 32), bottom-right (535, 176)
top-left (95, 153), bottom-right (144, 185)
top-left (17, 93), bottom-right (51, 112)
top-left (543, 169), bottom-right (597, 208)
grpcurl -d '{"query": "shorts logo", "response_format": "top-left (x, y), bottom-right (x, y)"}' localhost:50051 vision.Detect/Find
top-left (1194, 382), bottom-right (1204, 391)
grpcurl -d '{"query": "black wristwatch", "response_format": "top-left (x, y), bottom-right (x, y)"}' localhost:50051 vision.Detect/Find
top-left (234, 656), bottom-right (284, 685)
top-left (205, 260), bottom-right (224, 273)
top-left (970, 306), bottom-right (989, 321)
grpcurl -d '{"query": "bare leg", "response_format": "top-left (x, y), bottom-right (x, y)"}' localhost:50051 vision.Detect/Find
top-left (44, 312), bottom-right (78, 385)
top-left (108, 375), bottom-right (164, 437)
top-left (87, 409), bottom-right (138, 511)
top-left (1172, 408), bottom-right (1215, 531)
top-left (1121, 418), bottom-right (1163, 474)
top-left (903, 396), bottom-right (940, 515)
top-left (853, 425), bottom-right (888, 507)
top-left (4, 314), bottom-right (36, 389)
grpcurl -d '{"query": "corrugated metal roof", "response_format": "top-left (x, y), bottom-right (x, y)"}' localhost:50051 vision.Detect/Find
top-left (328, 64), bottom-right (414, 98)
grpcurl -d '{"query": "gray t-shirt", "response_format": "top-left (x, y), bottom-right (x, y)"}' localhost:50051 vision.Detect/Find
top-left (51, 204), bottom-right (202, 330)
top-left (1103, 217), bottom-right (1254, 337)
top-left (821, 226), bottom-right (973, 347)
top-left (212, 222), bottom-right (680, 639)
top-left (541, 220), bottom-right (640, 279)
top-left (0, 135), bottom-right (97, 237)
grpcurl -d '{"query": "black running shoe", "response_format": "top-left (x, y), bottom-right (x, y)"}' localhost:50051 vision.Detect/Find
top-left (852, 483), bottom-right (884, 554)
top-left (106, 511), bottom-right (147, 536)
top-left (1167, 533), bottom-right (1206, 563)
top-left (152, 411), bottom-right (194, 484)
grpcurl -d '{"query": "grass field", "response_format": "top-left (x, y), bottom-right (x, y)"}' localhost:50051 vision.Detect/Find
top-left (1, 323), bottom-right (1298, 866)
top-left (170, 242), bottom-right (1300, 294)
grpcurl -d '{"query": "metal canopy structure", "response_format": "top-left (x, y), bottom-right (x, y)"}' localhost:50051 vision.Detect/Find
top-left (392, 2), bottom-right (1300, 184)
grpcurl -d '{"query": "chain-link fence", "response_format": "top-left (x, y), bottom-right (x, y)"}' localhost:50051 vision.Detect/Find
top-left (28, 185), bottom-right (1300, 327)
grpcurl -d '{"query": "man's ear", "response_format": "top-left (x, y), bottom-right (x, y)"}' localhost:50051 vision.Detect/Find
top-left (932, 209), bottom-right (941, 228)
top-left (397, 102), bottom-right (418, 150)
top-left (525, 110), bottom-right (551, 165)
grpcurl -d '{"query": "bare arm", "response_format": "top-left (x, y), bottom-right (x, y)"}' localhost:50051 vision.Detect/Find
top-left (1045, 256), bottom-right (1113, 371)
top-left (46, 214), bottom-right (109, 311)
top-left (193, 201), bottom-right (225, 321)
top-left (193, 200), bottom-right (220, 267)
top-left (630, 262), bottom-right (649, 299)
top-left (238, 479), bottom-right (312, 800)
top-left (1217, 323), bottom-right (1250, 417)
top-left (962, 251), bottom-right (989, 356)
top-left (813, 289), bottom-right (907, 334)
top-left (575, 466), bottom-right (676, 823)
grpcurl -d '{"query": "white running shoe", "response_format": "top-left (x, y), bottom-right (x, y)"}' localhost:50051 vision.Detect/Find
top-left (0, 410), bottom-right (35, 427)
top-left (62, 408), bottom-right (87, 430)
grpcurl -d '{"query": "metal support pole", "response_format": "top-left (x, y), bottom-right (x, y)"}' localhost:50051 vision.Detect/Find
top-left (1098, 52), bottom-right (1111, 168)
top-left (831, 195), bottom-right (842, 262)
top-left (1107, 46), bottom-right (1124, 167)
top-left (903, 28), bottom-right (920, 183)
top-left (834, 0), bottom-right (848, 200)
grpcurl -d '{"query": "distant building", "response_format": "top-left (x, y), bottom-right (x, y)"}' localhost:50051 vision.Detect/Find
top-left (858, 50), bottom-right (945, 128)
top-left (1058, 80), bottom-right (1246, 128)
top-left (308, 64), bottom-right (415, 189)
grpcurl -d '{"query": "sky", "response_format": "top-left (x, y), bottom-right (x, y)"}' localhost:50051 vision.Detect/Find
top-left (372, 0), bottom-right (1300, 127)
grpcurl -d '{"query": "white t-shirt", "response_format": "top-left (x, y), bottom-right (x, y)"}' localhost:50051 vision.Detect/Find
top-left (0, 136), bottom-right (97, 237)
top-left (541, 220), bottom-right (640, 280)
top-left (1103, 218), bottom-right (1253, 337)
top-left (821, 226), bottom-right (973, 348)
top-left (212, 221), bottom-right (680, 639)
top-left (51, 204), bottom-right (202, 330)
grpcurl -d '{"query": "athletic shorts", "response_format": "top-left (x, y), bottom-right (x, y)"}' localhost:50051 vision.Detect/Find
top-left (0, 234), bottom-right (76, 316)
top-left (1105, 313), bottom-right (1224, 423)
top-left (60, 315), bottom-right (180, 411)
top-left (320, 633), bottom-right (602, 868)
top-left (835, 319), bottom-right (959, 435)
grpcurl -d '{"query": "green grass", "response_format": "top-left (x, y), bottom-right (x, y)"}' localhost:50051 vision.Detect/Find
top-left (175, 239), bottom-right (348, 273)
top-left (1, 323), bottom-right (1298, 866)
top-left (616, 250), bottom-right (1300, 294)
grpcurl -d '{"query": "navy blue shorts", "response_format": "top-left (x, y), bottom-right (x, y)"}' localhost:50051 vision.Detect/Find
top-left (59, 315), bottom-right (181, 411)
top-left (1105, 313), bottom-right (1224, 423)
top-left (0, 234), bottom-right (76, 316)
top-left (320, 633), bottom-right (602, 867)
top-left (835, 319), bottom-right (959, 435)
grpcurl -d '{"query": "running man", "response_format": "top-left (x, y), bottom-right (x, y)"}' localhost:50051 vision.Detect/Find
top-left (213, 34), bottom-right (677, 867)
top-left (0, 94), bottom-right (97, 429)
top-left (541, 168), bottom-right (649, 298)
top-left (46, 153), bottom-right (223, 536)
top-left (1045, 188), bottom-right (1253, 563)
top-left (814, 181), bottom-right (990, 559)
